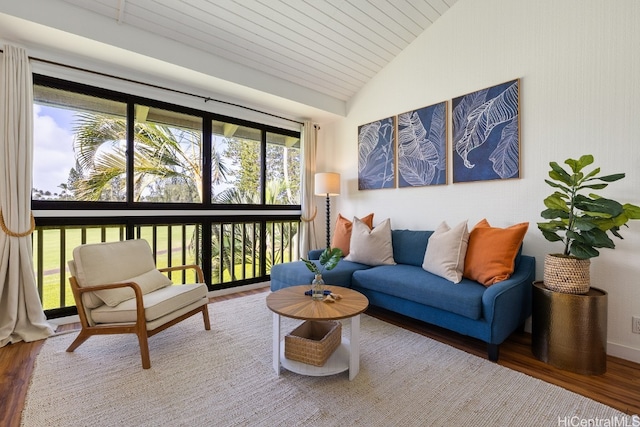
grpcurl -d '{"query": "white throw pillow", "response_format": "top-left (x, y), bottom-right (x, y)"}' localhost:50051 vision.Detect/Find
top-left (94, 269), bottom-right (173, 307)
top-left (345, 217), bottom-right (396, 266)
top-left (422, 220), bottom-right (469, 283)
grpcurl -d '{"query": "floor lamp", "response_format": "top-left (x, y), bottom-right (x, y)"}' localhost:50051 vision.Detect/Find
top-left (314, 172), bottom-right (340, 249)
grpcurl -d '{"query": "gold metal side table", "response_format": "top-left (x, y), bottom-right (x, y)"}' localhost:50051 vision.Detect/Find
top-left (531, 281), bottom-right (608, 375)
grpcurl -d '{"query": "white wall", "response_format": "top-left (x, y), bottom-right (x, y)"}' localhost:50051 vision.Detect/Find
top-left (318, 0), bottom-right (640, 363)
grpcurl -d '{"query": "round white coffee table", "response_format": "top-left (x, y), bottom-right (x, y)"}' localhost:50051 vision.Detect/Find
top-left (266, 285), bottom-right (369, 381)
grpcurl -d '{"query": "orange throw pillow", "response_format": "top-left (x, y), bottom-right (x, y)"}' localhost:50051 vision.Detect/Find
top-left (331, 213), bottom-right (374, 256)
top-left (463, 219), bottom-right (529, 286)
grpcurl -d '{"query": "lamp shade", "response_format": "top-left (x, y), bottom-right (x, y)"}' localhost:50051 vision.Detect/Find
top-left (314, 172), bottom-right (340, 196)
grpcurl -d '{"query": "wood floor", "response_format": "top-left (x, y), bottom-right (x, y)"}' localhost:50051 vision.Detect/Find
top-left (2, 287), bottom-right (639, 427)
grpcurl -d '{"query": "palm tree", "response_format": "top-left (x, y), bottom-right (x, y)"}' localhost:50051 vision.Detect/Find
top-left (71, 112), bottom-right (229, 202)
top-left (212, 181), bottom-right (296, 281)
top-left (71, 114), bottom-right (295, 283)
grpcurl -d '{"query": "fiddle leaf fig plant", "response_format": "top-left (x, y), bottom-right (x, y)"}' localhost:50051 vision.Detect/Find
top-left (301, 247), bottom-right (343, 275)
top-left (538, 154), bottom-right (640, 259)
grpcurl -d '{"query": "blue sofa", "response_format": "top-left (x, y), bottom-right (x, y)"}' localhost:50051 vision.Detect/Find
top-left (270, 229), bottom-right (536, 361)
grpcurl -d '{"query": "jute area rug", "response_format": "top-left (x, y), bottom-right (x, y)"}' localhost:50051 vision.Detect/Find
top-left (22, 293), bottom-right (627, 427)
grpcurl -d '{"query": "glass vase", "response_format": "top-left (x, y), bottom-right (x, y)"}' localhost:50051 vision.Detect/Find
top-left (311, 274), bottom-right (325, 300)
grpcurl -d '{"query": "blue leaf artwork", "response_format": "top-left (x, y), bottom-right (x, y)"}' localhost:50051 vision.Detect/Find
top-left (358, 116), bottom-right (395, 190)
top-left (397, 102), bottom-right (447, 187)
top-left (452, 79), bottom-right (520, 183)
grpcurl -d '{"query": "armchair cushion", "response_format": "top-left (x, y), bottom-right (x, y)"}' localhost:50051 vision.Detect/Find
top-left (73, 240), bottom-right (171, 307)
top-left (95, 269), bottom-right (173, 307)
top-left (91, 283), bottom-right (208, 324)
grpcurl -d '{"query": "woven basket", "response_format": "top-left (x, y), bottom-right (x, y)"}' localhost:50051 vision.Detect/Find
top-left (284, 320), bottom-right (341, 367)
top-left (543, 254), bottom-right (591, 294)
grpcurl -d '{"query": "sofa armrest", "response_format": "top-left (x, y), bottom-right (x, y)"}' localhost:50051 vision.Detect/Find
top-left (481, 255), bottom-right (536, 344)
top-left (307, 249), bottom-right (325, 260)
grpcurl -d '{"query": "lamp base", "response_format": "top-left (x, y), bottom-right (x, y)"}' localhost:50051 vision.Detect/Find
top-left (325, 194), bottom-right (331, 249)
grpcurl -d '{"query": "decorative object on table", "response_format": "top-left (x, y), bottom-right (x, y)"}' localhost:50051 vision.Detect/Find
top-left (315, 172), bottom-right (341, 249)
top-left (303, 289), bottom-right (332, 296)
top-left (452, 79), bottom-right (520, 183)
top-left (284, 320), bottom-right (342, 367)
top-left (357, 116), bottom-right (395, 190)
top-left (311, 274), bottom-right (325, 301)
top-left (301, 247), bottom-right (343, 300)
top-left (538, 154), bottom-right (640, 294)
top-left (322, 292), bottom-right (343, 303)
top-left (397, 101), bottom-right (447, 187)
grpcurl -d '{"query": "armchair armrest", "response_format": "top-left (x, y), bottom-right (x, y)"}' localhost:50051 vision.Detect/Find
top-left (70, 278), bottom-right (146, 328)
top-left (74, 281), bottom-right (143, 297)
top-left (159, 264), bottom-right (205, 283)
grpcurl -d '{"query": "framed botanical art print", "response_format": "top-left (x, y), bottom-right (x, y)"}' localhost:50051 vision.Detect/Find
top-left (357, 116), bottom-right (395, 190)
top-left (452, 79), bottom-right (520, 183)
top-left (397, 101), bottom-right (447, 187)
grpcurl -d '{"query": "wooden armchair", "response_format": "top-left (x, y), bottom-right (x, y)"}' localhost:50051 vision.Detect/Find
top-left (67, 239), bottom-right (211, 369)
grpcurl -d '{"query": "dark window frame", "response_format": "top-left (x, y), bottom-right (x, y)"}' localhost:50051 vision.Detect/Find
top-left (32, 74), bottom-right (301, 212)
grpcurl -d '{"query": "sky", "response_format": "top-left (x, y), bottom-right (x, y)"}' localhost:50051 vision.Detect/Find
top-left (33, 104), bottom-right (76, 194)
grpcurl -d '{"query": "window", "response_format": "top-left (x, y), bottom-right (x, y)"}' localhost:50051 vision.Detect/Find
top-left (31, 75), bottom-right (301, 208)
top-left (211, 120), bottom-right (262, 204)
top-left (133, 105), bottom-right (203, 203)
top-left (33, 85), bottom-right (127, 201)
top-left (210, 121), bottom-right (301, 205)
top-left (266, 132), bottom-right (300, 205)
top-left (30, 75), bottom-right (302, 316)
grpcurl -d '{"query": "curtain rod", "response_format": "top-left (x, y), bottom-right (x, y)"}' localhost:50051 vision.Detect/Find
top-left (0, 48), bottom-right (304, 126)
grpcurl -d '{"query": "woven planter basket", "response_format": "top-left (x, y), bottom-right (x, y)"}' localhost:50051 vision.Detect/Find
top-left (543, 254), bottom-right (591, 294)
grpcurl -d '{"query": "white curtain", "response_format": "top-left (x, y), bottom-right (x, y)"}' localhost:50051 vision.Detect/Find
top-left (0, 45), bottom-right (54, 347)
top-left (298, 121), bottom-right (319, 258)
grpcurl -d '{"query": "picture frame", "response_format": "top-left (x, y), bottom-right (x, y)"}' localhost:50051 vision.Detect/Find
top-left (452, 79), bottom-right (520, 183)
top-left (397, 101), bottom-right (447, 187)
top-left (357, 116), bottom-right (395, 190)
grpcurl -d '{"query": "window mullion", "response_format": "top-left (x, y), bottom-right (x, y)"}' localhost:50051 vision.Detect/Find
top-left (261, 130), bottom-right (267, 206)
top-left (202, 117), bottom-right (212, 207)
top-left (126, 102), bottom-right (135, 205)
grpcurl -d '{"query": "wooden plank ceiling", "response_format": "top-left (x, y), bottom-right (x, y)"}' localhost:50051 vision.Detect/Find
top-left (61, 0), bottom-right (457, 102)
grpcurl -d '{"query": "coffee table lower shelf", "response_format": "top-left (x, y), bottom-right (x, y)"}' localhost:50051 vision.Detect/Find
top-left (279, 339), bottom-right (351, 377)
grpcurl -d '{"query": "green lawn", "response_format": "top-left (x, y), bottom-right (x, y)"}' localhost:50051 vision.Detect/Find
top-left (34, 225), bottom-right (198, 310)
top-left (34, 223), bottom-right (296, 311)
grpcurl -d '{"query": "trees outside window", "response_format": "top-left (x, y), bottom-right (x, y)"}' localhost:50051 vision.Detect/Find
top-left (33, 84), bottom-right (300, 206)
top-left (132, 105), bottom-right (205, 203)
top-left (33, 86), bottom-right (127, 201)
top-left (211, 121), bottom-right (301, 205)
top-left (267, 132), bottom-right (300, 205)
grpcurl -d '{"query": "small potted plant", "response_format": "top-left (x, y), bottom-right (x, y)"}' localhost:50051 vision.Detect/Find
top-left (301, 247), bottom-right (343, 300)
top-left (537, 154), bottom-right (640, 293)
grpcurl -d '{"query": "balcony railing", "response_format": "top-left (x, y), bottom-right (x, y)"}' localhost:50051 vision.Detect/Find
top-left (33, 216), bottom-right (300, 317)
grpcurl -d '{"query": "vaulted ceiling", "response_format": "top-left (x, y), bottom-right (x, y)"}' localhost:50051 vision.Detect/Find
top-left (0, 0), bottom-right (458, 122)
